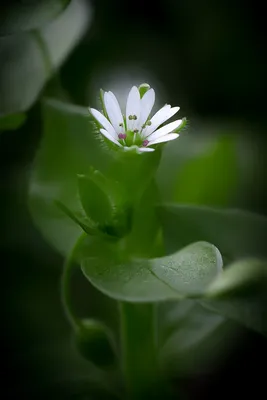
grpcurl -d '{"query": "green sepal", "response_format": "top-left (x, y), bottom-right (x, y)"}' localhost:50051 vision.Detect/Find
top-left (174, 117), bottom-right (187, 133)
top-left (54, 200), bottom-right (97, 235)
top-left (78, 169), bottom-right (133, 238)
top-left (78, 174), bottom-right (113, 225)
top-left (138, 83), bottom-right (151, 98)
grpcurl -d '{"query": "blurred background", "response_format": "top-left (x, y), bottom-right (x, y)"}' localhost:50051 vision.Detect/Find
top-left (1, 0), bottom-right (266, 398)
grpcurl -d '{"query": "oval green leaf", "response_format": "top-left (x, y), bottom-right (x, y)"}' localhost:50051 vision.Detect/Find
top-left (200, 258), bottom-right (267, 336)
top-left (0, 0), bottom-right (90, 115)
top-left (158, 300), bottom-right (238, 374)
top-left (81, 241), bottom-right (223, 302)
top-left (160, 204), bottom-right (267, 262)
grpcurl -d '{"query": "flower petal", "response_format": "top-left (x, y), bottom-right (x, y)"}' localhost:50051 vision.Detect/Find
top-left (126, 86), bottom-right (140, 131)
top-left (139, 88), bottom-right (155, 129)
top-left (104, 91), bottom-right (125, 134)
top-left (89, 108), bottom-right (117, 138)
top-left (148, 133), bottom-right (179, 146)
top-left (147, 120), bottom-right (183, 141)
top-left (100, 128), bottom-right (122, 147)
top-left (142, 105), bottom-right (180, 137)
top-left (138, 147), bottom-right (155, 152)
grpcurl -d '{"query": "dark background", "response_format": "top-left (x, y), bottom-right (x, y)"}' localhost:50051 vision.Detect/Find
top-left (1, 0), bottom-right (267, 398)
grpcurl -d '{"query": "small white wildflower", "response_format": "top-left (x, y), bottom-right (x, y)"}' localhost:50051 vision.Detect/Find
top-left (89, 84), bottom-right (185, 153)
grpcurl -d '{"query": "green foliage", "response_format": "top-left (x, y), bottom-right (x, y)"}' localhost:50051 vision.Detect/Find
top-left (160, 204), bottom-right (267, 335)
top-left (0, 0), bottom-right (90, 115)
top-left (158, 300), bottom-right (237, 374)
top-left (28, 98), bottom-right (161, 254)
top-left (5, 0), bottom-right (267, 397)
top-left (81, 241), bottom-right (223, 302)
top-left (0, 113), bottom-right (26, 131)
top-left (0, 1), bottom-right (71, 35)
top-left (202, 258), bottom-right (267, 336)
top-left (29, 98), bottom-right (111, 255)
top-left (160, 203), bottom-right (267, 261)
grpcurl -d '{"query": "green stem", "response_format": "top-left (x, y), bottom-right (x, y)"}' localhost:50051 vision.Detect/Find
top-left (61, 233), bottom-right (87, 329)
top-left (119, 302), bottom-right (158, 398)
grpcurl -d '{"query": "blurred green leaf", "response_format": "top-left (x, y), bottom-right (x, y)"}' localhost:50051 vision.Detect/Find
top-left (173, 135), bottom-right (238, 206)
top-left (201, 259), bottom-right (267, 336)
top-left (159, 300), bottom-right (238, 374)
top-left (0, 1), bottom-right (71, 36)
top-left (0, 0), bottom-right (91, 115)
top-left (0, 112), bottom-right (26, 131)
top-left (81, 241), bottom-right (223, 302)
top-left (29, 98), bottom-right (110, 255)
top-left (160, 204), bottom-right (267, 262)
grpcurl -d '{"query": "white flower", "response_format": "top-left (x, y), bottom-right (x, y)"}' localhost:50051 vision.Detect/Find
top-left (88, 84), bottom-right (185, 153)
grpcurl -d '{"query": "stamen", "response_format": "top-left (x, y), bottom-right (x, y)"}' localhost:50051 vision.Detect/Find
top-left (118, 133), bottom-right (126, 139)
top-left (133, 115), bottom-right (137, 120)
top-left (133, 129), bottom-right (139, 133)
top-left (128, 115), bottom-right (133, 120)
top-left (146, 120), bottom-right (152, 126)
top-left (119, 123), bottom-right (123, 127)
top-left (142, 140), bottom-right (149, 147)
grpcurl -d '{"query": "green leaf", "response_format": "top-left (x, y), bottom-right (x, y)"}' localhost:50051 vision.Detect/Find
top-left (0, 0), bottom-right (91, 115)
top-left (159, 300), bottom-right (238, 374)
top-left (173, 135), bottom-right (238, 206)
top-left (160, 204), bottom-right (267, 262)
top-left (81, 241), bottom-right (223, 302)
top-left (0, 1), bottom-right (71, 36)
top-left (29, 98), bottom-right (111, 255)
top-left (0, 112), bottom-right (26, 131)
top-left (200, 259), bottom-right (267, 336)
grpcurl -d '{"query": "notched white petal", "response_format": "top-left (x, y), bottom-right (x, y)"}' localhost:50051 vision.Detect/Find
top-left (100, 128), bottom-right (122, 147)
top-left (142, 105), bottom-right (180, 137)
top-left (147, 119), bottom-right (183, 141)
top-left (89, 108), bottom-right (117, 137)
top-left (148, 133), bottom-right (179, 146)
top-left (139, 88), bottom-right (155, 129)
top-left (105, 91), bottom-right (125, 133)
top-left (126, 86), bottom-right (140, 131)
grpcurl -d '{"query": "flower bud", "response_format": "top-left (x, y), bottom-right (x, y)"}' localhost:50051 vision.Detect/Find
top-left (74, 319), bottom-right (116, 367)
